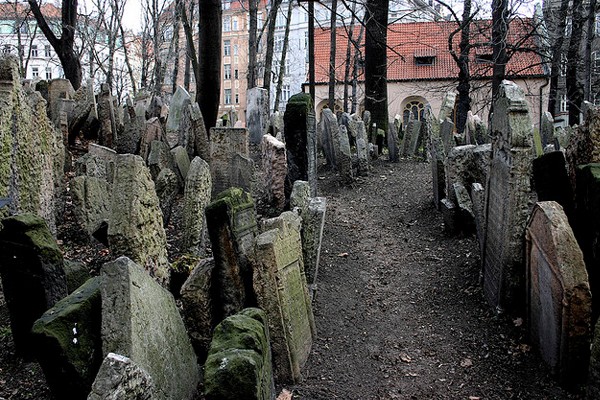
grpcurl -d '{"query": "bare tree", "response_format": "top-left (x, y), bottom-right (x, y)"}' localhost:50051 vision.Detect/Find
top-left (546, 0), bottom-right (570, 118)
top-left (263, 0), bottom-right (283, 93)
top-left (328, 0), bottom-right (338, 110)
top-left (566, 0), bottom-right (585, 125)
top-left (248, 0), bottom-right (259, 88)
top-left (28, 0), bottom-right (82, 89)
top-left (491, 0), bottom-right (509, 108)
top-left (198, 0), bottom-right (222, 131)
top-left (274, 0), bottom-right (294, 111)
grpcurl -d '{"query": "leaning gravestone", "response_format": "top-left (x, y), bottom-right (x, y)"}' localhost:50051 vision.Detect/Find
top-left (183, 157), bottom-right (212, 255)
top-left (253, 211), bottom-right (316, 382)
top-left (171, 145), bottom-right (191, 182)
top-left (147, 140), bottom-right (176, 180)
top-left (100, 257), bottom-right (200, 400)
top-left (482, 80), bottom-right (536, 312)
top-left (154, 168), bottom-right (179, 226)
top-left (427, 110), bottom-right (445, 209)
top-left (107, 155), bottom-right (170, 287)
top-left (246, 87), bottom-right (270, 145)
top-left (284, 93), bottom-right (317, 198)
top-left (303, 197), bottom-right (327, 294)
top-left (407, 119), bottom-right (422, 156)
top-left (32, 277), bottom-right (102, 400)
top-left (209, 127), bottom-right (250, 197)
top-left (187, 102), bottom-right (211, 162)
top-left (206, 188), bottom-right (259, 323)
top-left (440, 119), bottom-right (455, 156)
top-left (438, 91), bottom-right (456, 123)
top-left (335, 125), bottom-right (354, 183)
top-left (356, 119), bottom-right (370, 176)
top-left (0, 213), bottom-right (67, 359)
top-left (140, 118), bottom-right (167, 162)
top-left (70, 176), bottom-right (111, 239)
top-left (541, 111), bottom-right (555, 148)
top-left (262, 134), bottom-right (287, 214)
top-left (319, 108), bottom-right (338, 168)
top-left (444, 145), bottom-right (476, 205)
top-left (88, 352), bottom-right (156, 400)
top-left (165, 85), bottom-right (191, 148)
top-left (388, 122), bottom-right (399, 162)
top-left (526, 201), bottom-right (591, 387)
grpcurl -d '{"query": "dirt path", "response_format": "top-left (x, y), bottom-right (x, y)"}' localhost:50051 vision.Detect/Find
top-left (289, 159), bottom-right (579, 399)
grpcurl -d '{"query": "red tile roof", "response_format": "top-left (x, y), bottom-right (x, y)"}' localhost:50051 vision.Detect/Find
top-left (314, 19), bottom-right (546, 83)
top-left (0, 3), bottom-right (61, 19)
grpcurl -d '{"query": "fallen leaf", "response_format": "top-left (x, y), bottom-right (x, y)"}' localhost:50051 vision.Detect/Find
top-left (460, 358), bottom-right (473, 368)
top-left (513, 318), bottom-right (523, 327)
top-left (277, 389), bottom-right (292, 400)
top-left (469, 397), bottom-right (481, 400)
top-left (400, 353), bottom-right (412, 363)
top-left (337, 252), bottom-right (349, 257)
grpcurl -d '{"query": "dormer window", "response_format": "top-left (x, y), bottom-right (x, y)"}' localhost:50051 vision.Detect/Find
top-left (415, 56), bottom-right (435, 66)
top-left (413, 49), bottom-right (437, 66)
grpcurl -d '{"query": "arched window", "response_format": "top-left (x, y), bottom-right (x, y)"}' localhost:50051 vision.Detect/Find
top-left (403, 100), bottom-right (425, 127)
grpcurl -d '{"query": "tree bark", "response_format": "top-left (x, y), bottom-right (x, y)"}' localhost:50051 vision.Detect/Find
top-left (491, 0), bottom-right (508, 110)
top-left (328, 0), bottom-right (338, 110)
top-left (454, 0), bottom-right (472, 134)
top-left (198, 0), bottom-right (222, 132)
top-left (583, 0), bottom-right (598, 102)
top-left (274, 1), bottom-right (293, 112)
top-left (263, 0), bottom-right (283, 93)
top-left (566, 0), bottom-right (585, 125)
top-left (547, 0), bottom-right (570, 117)
top-left (248, 0), bottom-right (258, 89)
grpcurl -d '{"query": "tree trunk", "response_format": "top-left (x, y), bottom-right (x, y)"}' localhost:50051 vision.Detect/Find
top-left (248, 0), bottom-right (258, 89)
top-left (274, 1), bottom-right (293, 112)
top-left (491, 0), bottom-right (508, 111)
top-left (547, 0), bottom-right (570, 117)
top-left (343, 1), bottom-right (358, 113)
top-left (455, 0), bottom-right (472, 134)
top-left (328, 0), bottom-right (338, 110)
top-left (351, 24), bottom-right (364, 115)
top-left (198, 0), bottom-right (222, 132)
top-left (566, 0), bottom-right (585, 125)
top-left (120, 24), bottom-right (137, 96)
top-left (364, 0), bottom-right (389, 135)
top-left (584, 0), bottom-right (597, 102)
top-left (263, 0), bottom-right (283, 93)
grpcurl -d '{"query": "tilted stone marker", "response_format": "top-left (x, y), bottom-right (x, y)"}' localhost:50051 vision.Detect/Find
top-left (408, 119), bottom-right (422, 156)
top-left (88, 352), bottom-right (156, 400)
top-left (183, 157), bottom-right (212, 255)
top-left (319, 108), bottom-right (338, 168)
top-left (439, 92), bottom-right (456, 123)
top-left (32, 277), bottom-right (102, 400)
top-left (445, 145), bottom-right (476, 205)
top-left (526, 201), bottom-right (591, 387)
top-left (147, 140), bottom-right (176, 181)
top-left (440, 118), bottom-right (455, 156)
top-left (100, 257), bottom-right (200, 400)
top-left (336, 125), bottom-right (354, 183)
top-left (246, 87), bottom-right (270, 145)
top-left (482, 80), bottom-right (536, 312)
top-left (204, 308), bottom-right (274, 400)
top-left (0, 213), bottom-right (67, 358)
top-left (171, 145), bottom-right (191, 182)
top-left (206, 188), bottom-right (259, 322)
top-left (253, 211), bottom-right (316, 382)
top-left (154, 167), bottom-right (179, 227)
top-left (166, 85), bottom-right (191, 148)
top-left (262, 134), bottom-right (287, 214)
top-left (108, 155), bottom-right (170, 287)
top-left (355, 118), bottom-right (370, 176)
top-left (209, 127), bottom-right (250, 197)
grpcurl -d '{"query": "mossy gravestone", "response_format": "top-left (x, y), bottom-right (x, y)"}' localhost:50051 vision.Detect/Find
top-left (0, 213), bottom-right (67, 359)
top-left (88, 352), bottom-right (156, 400)
top-left (204, 308), bottom-right (274, 400)
top-left (183, 157), bottom-right (212, 255)
top-left (31, 277), bottom-right (102, 400)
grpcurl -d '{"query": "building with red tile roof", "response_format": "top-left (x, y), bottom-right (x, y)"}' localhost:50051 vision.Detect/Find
top-left (312, 19), bottom-right (549, 128)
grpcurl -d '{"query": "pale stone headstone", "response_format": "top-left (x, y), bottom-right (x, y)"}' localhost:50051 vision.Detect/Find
top-left (247, 87), bottom-right (270, 145)
top-left (284, 93), bottom-right (317, 199)
top-left (526, 201), bottom-right (591, 386)
top-left (336, 125), bottom-right (354, 183)
top-left (438, 91), bottom-right (456, 123)
top-left (541, 111), bottom-right (555, 148)
top-left (356, 120), bottom-right (370, 176)
top-left (154, 168), bottom-right (179, 226)
top-left (32, 277), bottom-right (102, 400)
top-left (303, 197), bottom-right (327, 295)
top-left (230, 153), bottom-right (255, 195)
top-left (204, 308), bottom-right (274, 400)
top-left (147, 140), bottom-right (176, 181)
top-left (97, 83), bottom-right (117, 149)
top-left (171, 145), bottom-right (191, 182)
top-left (319, 108), bottom-right (338, 168)
top-left (140, 118), bottom-right (167, 162)
top-left (116, 115), bottom-right (144, 155)
top-left (206, 188), bottom-right (259, 322)
top-left (253, 211), bottom-right (316, 383)
top-left (440, 118), bottom-right (455, 155)
top-left (88, 353), bottom-right (156, 400)
top-left (47, 78), bottom-right (74, 123)
top-left (290, 180), bottom-right (310, 211)
top-left (362, 110), bottom-right (371, 134)
top-left (262, 134), bottom-right (287, 213)
top-left (482, 80), bottom-right (536, 312)
top-left (183, 157), bottom-right (212, 255)
top-left (107, 155), bottom-right (170, 287)
top-left (209, 127), bottom-right (250, 197)
top-left (444, 145), bottom-right (476, 205)
top-left (0, 214), bottom-right (67, 359)
top-left (189, 102), bottom-right (211, 162)
top-left (165, 85), bottom-right (191, 147)
top-left (101, 257), bottom-right (199, 399)
top-left (70, 176), bottom-right (111, 238)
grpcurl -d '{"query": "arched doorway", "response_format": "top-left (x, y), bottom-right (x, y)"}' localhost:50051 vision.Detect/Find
top-left (401, 97), bottom-right (428, 128)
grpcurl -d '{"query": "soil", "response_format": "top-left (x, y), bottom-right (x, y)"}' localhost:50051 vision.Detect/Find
top-left (0, 157), bottom-right (584, 399)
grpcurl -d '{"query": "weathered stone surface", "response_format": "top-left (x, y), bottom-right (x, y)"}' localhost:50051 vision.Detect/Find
top-left (408, 120), bottom-right (422, 156)
top-left (154, 168), bottom-right (179, 226)
top-left (108, 155), bottom-right (170, 287)
top-left (47, 78), bottom-right (74, 123)
top-left (526, 201), bottom-right (591, 387)
top-left (88, 353), bottom-right (156, 400)
top-left (440, 198), bottom-right (457, 234)
top-left (71, 176), bottom-right (111, 238)
top-left (566, 107), bottom-right (600, 192)
top-left (445, 145), bottom-right (476, 205)
top-left (166, 86), bottom-right (191, 147)
top-left (336, 125), bottom-right (354, 183)
top-left (284, 93), bottom-right (317, 199)
top-left (302, 197), bottom-right (327, 293)
top-left (140, 118), bottom-right (167, 162)
top-left (532, 151), bottom-right (574, 222)
top-left (230, 153), bottom-right (255, 195)
top-left (64, 260), bottom-right (92, 294)
top-left (180, 258), bottom-right (215, 360)
top-left (453, 182), bottom-right (475, 233)
top-left (387, 123), bottom-right (399, 162)
top-left (438, 92), bottom-right (456, 123)
top-left (206, 188), bottom-right (258, 322)
top-left (116, 115), bottom-right (144, 155)
top-left (171, 145), bottom-right (191, 182)
top-left (253, 211), bottom-right (316, 382)
top-left (355, 120), bottom-right (370, 176)
top-left (0, 55), bottom-right (62, 233)
top-left (483, 80), bottom-right (536, 312)
top-left (440, 119), bottom-right (455, 156)
top-left (541, 111), bottom-right (555, 148)
top-left (147, 140), bottom-right (176, 181)
top-left (209, 127), bottom-right (250, 197)
top-left (188, 102), bottom-right (210, 162)
top-left (100, 257), bottom-right (200, 400)
top-left (75, 151), bottom-right (116, 184)
top-left (204, 308), bottom-right (274, 400)
top-left (96, 83), bottom-right (117, 149)
top-left (32, 277), bottom-right (102, 400)
top-left (183, 157), bottom-right (212, 255)
top-left (247, 87), bottom-right (270, 145)
top-left (319, 108), bottom-right (338, 168)
top-left (0, 213), bottom-right (67, 358)
top-left (290, 180), bottom-right (310, 212)
top-left (471, 183), bottom-right (486, 254)
top-left (262, 134), bottom-right (287, 213)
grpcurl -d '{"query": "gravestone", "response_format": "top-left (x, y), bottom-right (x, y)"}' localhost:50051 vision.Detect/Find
top-left (400, 115), bottom-right (416, 157)
top-left (532, 151), bottom-right (574, 222)
top-left (482, 80), bottom-right (536, 312)
top-left (253, 211), bottom-right (316, 382)
top-left (453, 182), bottom-right (475, 233)
top-left (284, 93), bottom-right (317, 198)
top-left (440, 119), bottom-right (455, 155)
top-left (188, 102), bottom-right (211, 162)
top-left (408, 120), bottom-right (422, 156)
top-left (262, 134), bottom-right (287, 213)
top-left (388, 122), bottom-right (399, 162)
top-left (206, 188), bottom-right (259, 323)
top-left (96, 83), bottom-right (117, 149)
top-left (445, 145), bottom-right (476, 205)
top-left (566, 108), bottom-right (600, 193)
top-left (147, 140), bottom-right (176, 181)
top-left (230, 153), bottom-right (255, 195)
top-left (0, 214), bottom-right (67, 359)
top-left (70, 176), bottom-right (111, 238)
top-left (541, 111), bottom-right (555, 148)
top-left (140, 118), bottom-right (167, 162)
top-left (100, 257), bottom-right (200, 400)
top-left (47, 78), bottom-right (75, 123)
top-left (427, 109), bottom-right (445, 209)
top-left (526, 201), bottom-right (591, 387)
top-left (204, 308), bottom-right (274, 400)
top-left (209, 127), bottom-right (250, 197)
top-left (247, 87), bottom-right (270, 145)
top-left (183, 157), bottom-right (212, 255)
top-left (439, 92), bottom-right (456, 123)
top-left (290, 180), bottom-right (310, 212)
top-left (108, 155), bottom-right (170, 287)
top-left (31, 277), bottom-right (102, 400)
top-left (165, 85), bottom-right (191, 148)
top-left (116, 114), bottom-right (144, 155)
top-left (88, 353), bottom-right (156, 400)
top-left (180, 258), bottom-right (215, 361)
top-left (471, 183), bottom-right (486, 255)
top-left (319, 108), bottom-right (338, 168)
top-left (336, 125), bottom-right (354, 183)
top-left (171, 145), bottom-right (191, 182)
top-left (154, 168), bottom-right (179, 226)
top-left (303, 197), bottom-right (327, 295)
top-left (356, 120), bottom-right (370, 176)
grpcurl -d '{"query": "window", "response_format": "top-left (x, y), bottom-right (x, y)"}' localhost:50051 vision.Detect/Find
top-left (234, 68), bottom-right (239, 79)
top-left (593, 51), bottom-right (600, 73)
top-left (224, 64), bottom-right (231, 80)
top-left (2, 45), bottom-right (10, 54)
top-left (235, 93), bottom-right (239, 104)
top-left (596, 13), bottom-right (600, 35)
top-left (414, 56), bottom-right (435, 66)
top-left (223, 16), bottom-right (231, 32)
top-left (44, 45), bottom-right (51, 58)
top-left (284, 59), bottom-right (290, 75)
top-left (276, 11), bottom-right (286, 27)
top-left (32, 66), bottom-right (39, 78)
top-left (232, 18), bottom-right (238, 31)
top-left (282, 84), bottom-right (290, 102)
top-left (560, 94), bottom-right (568, 113)
top-left (45, 67), bottom-right (52, 80)
top-left (560, 53), bottom-right (567, 76)
top-left (224, 40), bottom-right (231, 56)
top-left (31, 45), bottom-right (38, 57)
top-left (565, 17), bottom-right (572, 36)
top-left (403, 100), bottom-right (426, 127)
top-left (233, 44), bottom-right (238, 55)
top-left (275, 35), bottom-right (284, 52)
top-left (223, 0), bottom-right (231, 9)
top-left (14, 22), bottom-right (28, 34)
top-left (224, 88), bottom-right (232, 104)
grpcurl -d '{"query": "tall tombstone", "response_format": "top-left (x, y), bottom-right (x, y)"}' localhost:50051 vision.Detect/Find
top-left (209, 127), bottom-right (250, 197)
top-left (319, 108), bottom-right (338, 168)
top-left (355, 119), bottom-right (370, 176)
top-left (0, 214), bottom-right (67, 359)
top-left (444, 145), bottom-right (476, 205)
top-left (428, 111), bottom-right (445, 210)
top-left (47, 78), bottom-right (74, 123)
top-left (147, 140), bottom-right (176, 180)
top-left (205, 188), bottom-right (259, 323)
top-left (140, 117), bottom-right (167, 162)
top-left (107, 155), bottom-right (170, 287)
top-left (154, 167), bottom-right (179, 227)
top-left (482, 80), bottom-right (536, 312)
top-left (541, 111), bottom-right (555, 148)
top-left (189, 102), bottom-right (211, 162)
top-left (438, 91), bottom-right (456, 124)
top-left (407, 119), bottom-right (422, 156)
top-left (262, 134), bottom-right (287, 214)
top-left (100, 257), bottom-right (200, 400)
top-left (0, 55), bottom-right (61, 233)
top-left (183, 157), bottom-right (212, 255)
top-left (440, 118), bottom-right (455, 155)
top-left (336, 125), bottom-right (354, 183)
top-left (526, 201), bottom-right (591, 387)
top-left (253, 212), bottom-right (316, 382)
top-left (284, 93), bottom-right (317, 199)
top-left (96, 83), bottom-right (117, 149)
top-left (400, 114), bottom-right (415, 156)
top-left (566, 108), bottom-right (600, 192)
top-left (388, 120), bottom-right (399, 163)
top-left (247, 87), bottom-right (270, 145)
top-left (165, 85), bottom-right (192, 148)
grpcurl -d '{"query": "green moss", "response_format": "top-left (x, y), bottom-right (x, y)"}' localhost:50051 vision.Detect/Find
top-left (0, 213), bottom-right (62, 264)
top-left (287, 93), bottom-right (312, 108)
